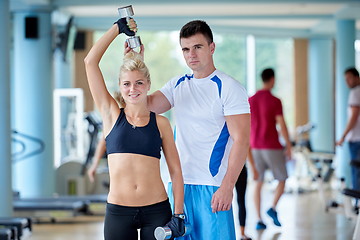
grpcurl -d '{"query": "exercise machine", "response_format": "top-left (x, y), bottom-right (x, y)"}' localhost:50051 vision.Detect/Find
top-left (342, 188), bottom-right (360, 240)
top-left (11, 89), bottom-right (107, 222)
top-left (0, 228), bottom-right (16, 240)
top-left (0, 217), bottom-right (32, 240)
top-left (13, 197), bottom-right (89, 223)
top-left (54, 89), bottom-right (108, 196)
top-left (289, 123), bottom-right (336, 194)
top-left (53, 88), bottom-right (86, 168)
top-left (54, 111), bottom-right (108, 215)
top-left (10, 129), bottom-right (92, 222)
top-left (53, 89), bottom-right (108, 214)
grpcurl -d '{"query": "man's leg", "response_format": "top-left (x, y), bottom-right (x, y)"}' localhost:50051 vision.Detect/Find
top-left (266, 180), bottom-right (285, 227)
top-left (264, 149), bottom-right (288, 227)
top-left (254, 180), bottom-right (266, 230)
top-left (272, 180), bottom-right (286, 208)
top-left (254, 180), bottom-right (263, 221)
top-left (252, 150), bottom-right (268, 230)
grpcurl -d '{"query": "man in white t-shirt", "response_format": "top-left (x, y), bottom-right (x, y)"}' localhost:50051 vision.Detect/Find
top-left (336, 67), bottom-right (360, 202)
top-left (147, 20), bottom-right (250, 239)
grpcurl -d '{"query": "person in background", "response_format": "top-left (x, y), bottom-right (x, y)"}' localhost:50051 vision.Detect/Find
top-left (249, 68), bottom-right (291, 230)
top-left (336, 67), bottom-right (360, 207)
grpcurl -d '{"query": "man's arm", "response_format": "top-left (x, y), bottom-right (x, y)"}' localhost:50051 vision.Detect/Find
top-left (211, 113), bottom-right (250, 213)
top-left (148, 90), bottom-right (172, 114)
top-left (336, 106), bottom-right (360, 146)
top-left (276, 115), bottom-right (292, 159)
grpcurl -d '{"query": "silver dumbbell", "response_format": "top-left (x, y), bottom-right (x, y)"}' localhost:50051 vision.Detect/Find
top-left (118, 5), bottom-right (141, 49)
top-left (154, 224), bottom-right (192, 240)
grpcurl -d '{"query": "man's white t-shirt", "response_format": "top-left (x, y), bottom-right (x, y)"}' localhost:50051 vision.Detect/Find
top-left (346, 85), bottom-right (360, 142)
top-left (160, 70), bottom-right (250, 186)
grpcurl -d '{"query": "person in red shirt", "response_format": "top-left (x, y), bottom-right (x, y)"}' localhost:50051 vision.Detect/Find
top-left (249, 68), bottom-right (292, 230)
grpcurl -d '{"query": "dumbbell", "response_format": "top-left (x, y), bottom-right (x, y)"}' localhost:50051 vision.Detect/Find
top-left (118, 5), bottom-right (142, 49)
top-left (154, 224), bottom-right (192, 240)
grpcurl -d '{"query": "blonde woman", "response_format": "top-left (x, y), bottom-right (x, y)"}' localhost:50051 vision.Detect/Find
top-left (84, 19), bottom-right (185, 240)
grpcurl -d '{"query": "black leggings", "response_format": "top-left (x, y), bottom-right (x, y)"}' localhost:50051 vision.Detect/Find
top-left (235, 166), bottom-right (248, 227)
top-left (104, 199), bottom-right (172, 240)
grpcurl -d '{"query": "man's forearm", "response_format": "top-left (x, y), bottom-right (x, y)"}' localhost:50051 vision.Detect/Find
top-left (220, 140), bottom-right (249, 189)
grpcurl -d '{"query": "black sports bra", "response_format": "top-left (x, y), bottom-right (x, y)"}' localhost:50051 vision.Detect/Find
top-left (105, 109), bottom-right (162, 159)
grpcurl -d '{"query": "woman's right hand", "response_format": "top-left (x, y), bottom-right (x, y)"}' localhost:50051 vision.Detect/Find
top-left (124, 41), bottom-right (144, 59)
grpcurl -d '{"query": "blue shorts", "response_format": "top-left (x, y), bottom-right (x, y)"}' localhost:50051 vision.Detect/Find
top-left (168, 183), bottom-right (236, 240)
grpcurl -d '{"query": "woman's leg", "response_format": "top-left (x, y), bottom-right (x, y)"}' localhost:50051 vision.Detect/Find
top-left (140, 199), bottom-right (172, 240)
top-left (104, 203), bottom-right (138, 240)
top-left (235, 167), bottom-right (248, 228)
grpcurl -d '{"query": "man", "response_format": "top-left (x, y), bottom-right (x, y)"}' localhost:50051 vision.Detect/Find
top-left (148, 20), bottom-right (250, 239)
top-left (249, 68), bottom-right (291, 230)
top-left (336, 67), bottom-right (360, 197)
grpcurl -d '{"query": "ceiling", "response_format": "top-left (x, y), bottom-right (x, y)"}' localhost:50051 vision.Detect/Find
top-left (10, 0), bottom-right (360, 38)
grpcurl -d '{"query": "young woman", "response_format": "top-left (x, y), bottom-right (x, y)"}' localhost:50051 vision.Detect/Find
top-left (84, 19), bottom-right (185, 240)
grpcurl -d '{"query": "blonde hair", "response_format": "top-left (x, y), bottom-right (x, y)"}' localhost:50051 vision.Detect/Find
top-left (119, 51), bottom-right (150, 82)
top-left (118, 52), bottom-right (150, 107)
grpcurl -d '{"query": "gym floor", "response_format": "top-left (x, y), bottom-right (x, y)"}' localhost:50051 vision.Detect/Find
top-left (26, 181), bottom-right (355, 240)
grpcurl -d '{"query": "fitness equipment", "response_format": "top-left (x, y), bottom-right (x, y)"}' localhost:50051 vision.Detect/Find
top-left (55, 111), bottom-right (108, 197)
top-left (53, 88), bottom-right (85, 168)
top-left (13, 198), bottom-right (89, 223)
top-left (325, 163), bottom-right (360, 214)
top-left (0, 218), bottom-right (32, 240)
top-left (154, 224), bottom-right (191, 240)
top-left (118, 5), bottom-right (141, 49)
top-left (10, 89), bottom-right (107, 222)
top-left (81, 113), bottom-right (103, 176)
top-left (54, 88), bottom-right (108, 196)
top-left (326, 186), bottom-right (360, 240)
top-left (289, 123), bottom-right (336, 194)
top-left (0, 228), bottom-right (13, 240)
top-left (342, 188), bottom-right (360, 240)
top-left (323, 161), bottom-right (360, 239)
top-left (11, 130), bottom-right (45, 163)
top-left (52, 89), bottom-right (108, 214)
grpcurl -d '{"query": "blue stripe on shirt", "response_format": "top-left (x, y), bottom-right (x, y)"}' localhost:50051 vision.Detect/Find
top-left (210, 75), bottom-right (222, 97)
top-left (209, 123), bottom-right (230, 177)
top-left (174, 74), bottom-right (193, 88)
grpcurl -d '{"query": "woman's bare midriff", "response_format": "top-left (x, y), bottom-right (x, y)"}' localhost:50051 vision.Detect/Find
top-left (106, 153), bottom-right (168, 206)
